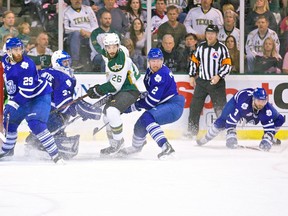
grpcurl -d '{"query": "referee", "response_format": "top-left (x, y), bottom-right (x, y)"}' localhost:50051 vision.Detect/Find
top-left (186, 24), bottom-right (232, 138)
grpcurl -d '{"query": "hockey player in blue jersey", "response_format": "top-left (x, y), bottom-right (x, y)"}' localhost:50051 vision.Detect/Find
top-left (0, 38), bottom-right (63, 163)
top-left (197, 87), bottom-right (285, 151)
top-left (119, 48), bottom-right (185, 159)
top-left (25, 50), bottom-right (102, 159)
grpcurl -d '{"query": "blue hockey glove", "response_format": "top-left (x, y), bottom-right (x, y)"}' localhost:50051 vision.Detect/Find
top-left (4, 101), bottom-right (19, 121)
top-left (124, 103), bottom-right (141, 113)
top-left (226, 128), bottom-right (238, 149)
top-left (64, 103), bottom-right (77, 117)
top-left (243, 116), bottom-right (259, 125)
top-left (76, 99), bottom-right (102, 121)
top-left (139, 91), bottom-right (148, 99)
top-left (259, 133), bottom-right (273, 151)
top-left (87, 84), bottom-right (103, 99)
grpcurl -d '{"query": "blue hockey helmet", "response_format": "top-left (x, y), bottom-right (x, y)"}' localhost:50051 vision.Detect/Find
top-left (52, 50), bottom-right (73, 76)
top-left (147, 48), bottom-right (164, 60)
top-left (5, 37), bottom-right (24, 51)
top-left (253, 88), bottom-right (267, 100)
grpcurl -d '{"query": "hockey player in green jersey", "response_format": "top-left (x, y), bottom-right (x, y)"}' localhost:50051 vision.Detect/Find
top-left (87, 33), bottom-right (140, 156)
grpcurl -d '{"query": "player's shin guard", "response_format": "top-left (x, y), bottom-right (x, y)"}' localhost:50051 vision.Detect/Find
top-left (0, 132), bottom-right (17, 157)
top-left (197, 124), bottom-right (223, 145)
top-left (36, 129), bottom-right (59, 159)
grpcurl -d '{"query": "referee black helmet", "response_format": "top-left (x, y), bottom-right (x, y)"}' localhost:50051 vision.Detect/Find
top-left (205, 24), bottom-right (219, 33)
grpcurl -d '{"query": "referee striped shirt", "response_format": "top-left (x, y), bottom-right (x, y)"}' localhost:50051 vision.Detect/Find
top-left (189, 40), bottom-right (232, 80)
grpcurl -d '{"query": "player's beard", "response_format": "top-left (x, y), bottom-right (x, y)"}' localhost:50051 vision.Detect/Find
top-left (12, 54), bottom-right (23, 63)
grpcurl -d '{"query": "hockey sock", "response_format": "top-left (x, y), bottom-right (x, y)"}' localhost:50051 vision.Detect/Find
top-left (36, 129), bottom-right (58, 157)
top-left (146, 122), bottom-right (167, 148)
top-left (132, 134), bottom-right (146, 148)
top-left (2, 132), bottom-right (17, 152)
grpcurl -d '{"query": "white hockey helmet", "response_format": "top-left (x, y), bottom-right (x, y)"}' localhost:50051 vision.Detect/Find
top-left (51, 50), bottom-right (73, 76)
top-left (103, 33), bottom-right (120, 47)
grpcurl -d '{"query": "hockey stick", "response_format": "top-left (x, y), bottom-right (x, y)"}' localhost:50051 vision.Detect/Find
top-left (238, 145), bottom-right (262, 151)
top-left (0, 113), bottom-right (10, 143)
top-left (93, 122), bottom-right (108, 135)
top-left (51, 94), bottom-right (113, 136)
top-left (51, 94), bottom-right (89, 114)
top-left (91, 92), bottom-right (147, 136)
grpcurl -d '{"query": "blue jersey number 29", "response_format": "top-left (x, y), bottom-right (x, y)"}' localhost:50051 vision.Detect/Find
top-left (23, 77), bottom-right (33, 86)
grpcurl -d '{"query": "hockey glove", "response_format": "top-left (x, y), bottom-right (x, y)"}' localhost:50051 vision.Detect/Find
top-left (226, 128), bottom-right (238, 149)
top-left (124, 103), bottom-right (141, 113)
top-left (139, 91), bottom-right (148, 99)
top-left (259, 132), bottom-right (273, 151)
top-left (76, 99), bottom-right (102, 121)
top-left (87, 84), bottom-right (103, 99)
top-left (4, 101), bottom-right (19, 121)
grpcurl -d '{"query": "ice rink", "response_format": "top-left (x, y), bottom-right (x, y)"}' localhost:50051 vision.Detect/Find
top-left (0, 138), bottom-right (288, 216)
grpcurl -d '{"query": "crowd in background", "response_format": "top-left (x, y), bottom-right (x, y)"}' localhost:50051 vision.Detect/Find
top-left (1, 0), bottom-right (288, 74)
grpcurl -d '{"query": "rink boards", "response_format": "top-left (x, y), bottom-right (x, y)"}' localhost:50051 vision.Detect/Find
top-left (16, 74), bottom-right (288, 141)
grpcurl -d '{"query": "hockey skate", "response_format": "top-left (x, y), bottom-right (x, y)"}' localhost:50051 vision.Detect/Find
top-left (196, 136), bottom-right (209, 146)
top-left (52, 154), bottom-right (65, 165)
top-left (100, 138), bottom-right (124, 156)
top-left (158, 142), bottom-right (175, 159)
top-left (0, 148), bottom-right (14, 159)
top-left (117, 144), bottom-right (146, 157)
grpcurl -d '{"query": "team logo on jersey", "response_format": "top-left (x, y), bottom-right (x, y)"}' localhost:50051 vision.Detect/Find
top-left (154, 74), bottom-right (162, 83)
top-left (111, 63), bottom-right (123, 71)
top-left (66, 79), bottom-right (72, 87)
top-left (212, 52), bottom-right (219, 59)
top-left (6, 80), bottom-right (16, 94)
top-left (241, 103), bottom-right (248, 110)
top-left (21, 61), bottom-right (29, 69)
top-left (266, 109), bottom-right (272, 117)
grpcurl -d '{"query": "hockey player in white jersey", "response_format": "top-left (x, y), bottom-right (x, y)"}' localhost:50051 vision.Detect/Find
top-left (87, 33), bottom-right (141, 156)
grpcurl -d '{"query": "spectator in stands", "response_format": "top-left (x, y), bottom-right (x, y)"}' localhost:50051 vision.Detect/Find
top-left (225, 35), bottom-right (240, 73)
top-left (218, 9), bottom-right (240, 49)
top-left (279, 14), bottom-right (288, 57)
top-left (245, 15), bottom-right (280, 73)
top-left (160, 34), bottom-right (186, 73)
top-left (151, 0), bottom-right (168, 47)
top-left (0, 33), bottom-right (13, 61)
top-left (122, 37), bottom-right (146, 71)
top-left (268, 0), bottom-right (282, 25)
top-left (254, 37), bottom-right (282, 74)
top-left (97, 0), bottom-right (129, 36)
top-left (91, 0), bottom-right (105, 13)
top-left (125, 17), bottom-right (147, 57)
top-left (125, 0), bottom-right (147, 29)
top-left (64, 0), bottom-right (98, 70)
top-left (220, 0), bottom-right (239, 12)
top-left (27, 32), bottom-right (53, 70)
top-left (17, 22), bottom-right (33, 53)
top-left (282, 48), bottom-right (288, 74)
top-left (245, 0), bottom-right (277, 34)
top-left (184, 0), bottom-right (223, 41)
top-left (0, 11), bottom-right (18, 43)
top-left (157, 4), bottom-right (187, 49)
top-left (166, 0), bottom-right (188, 23)
top-left (90, 11), bottom-right (120, 72)
top-left (183, 33), bottom-right (198, 71)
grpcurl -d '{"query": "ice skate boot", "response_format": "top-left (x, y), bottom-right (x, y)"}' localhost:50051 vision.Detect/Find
top-left (0, 148), bottom-right (14, 159)
top-left (196, 136), bottom-right (209, 146)
top-left (158, 142), bottom-right (175, 159)
top-left (100, 138), bottom-right (124, 156)
top-left (118, 141), bottom-right (147, 156)
top-left (52, 154), bottom-right (65, 165)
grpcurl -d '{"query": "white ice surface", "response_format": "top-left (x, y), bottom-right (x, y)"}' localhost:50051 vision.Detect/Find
top-left (0, 139), bottom-right (288, 216)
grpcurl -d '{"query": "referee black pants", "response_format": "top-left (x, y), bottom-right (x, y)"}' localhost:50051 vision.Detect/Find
top-left (188, 78), bottom-right (227, 136)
